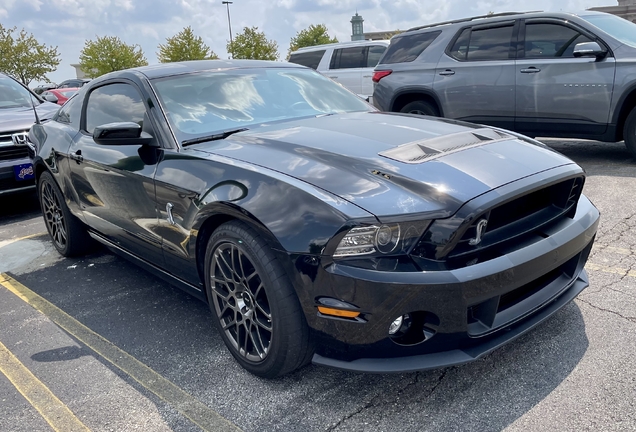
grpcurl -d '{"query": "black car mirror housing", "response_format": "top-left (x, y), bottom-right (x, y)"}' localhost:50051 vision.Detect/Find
top-left (93, 122), bottom-right (157, 147)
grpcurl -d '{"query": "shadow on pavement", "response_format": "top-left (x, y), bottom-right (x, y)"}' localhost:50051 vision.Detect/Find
top-left (0, 190), bottom-right (40, 224)
top-left (12, 247), bottom-right (589, 432)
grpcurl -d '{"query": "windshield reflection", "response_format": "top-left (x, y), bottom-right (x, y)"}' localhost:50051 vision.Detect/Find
top-left (0, 76), bottom-right (35, 109)
top-left (151, 67), bottom-right (371, 143)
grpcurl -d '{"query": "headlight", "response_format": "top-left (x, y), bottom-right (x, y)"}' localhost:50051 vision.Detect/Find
top-left (333, 221), bottom-right (430, 258)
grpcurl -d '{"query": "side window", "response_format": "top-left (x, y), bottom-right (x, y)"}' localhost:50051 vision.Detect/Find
top-left (524, 23), bottom-right (593, 58)
top-left (55, 94), bottom-right (82, 129)
top-left (288, 50), bottom-right (325, 70)
top-left (366, 45), bottom-right (387, 67)
top-left (380, 31), bottom-right (441, 64)
top-left (330, 47), bottom-right (366, 69)
top-left (450, 25), bottom-right (514, 61)
top-left (85, 83), bottom-right (145, 134)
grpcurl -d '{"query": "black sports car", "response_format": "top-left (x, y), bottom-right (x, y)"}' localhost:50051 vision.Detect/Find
top-left (29, 60), bottom-right (599, 378)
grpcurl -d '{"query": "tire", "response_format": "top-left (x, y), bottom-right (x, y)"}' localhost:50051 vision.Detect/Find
top-left (204, 220), bottom-right (313, 378)
top-left (623, 106), bottom-right (636, 159)
top-left (400, 100), bottom-right (440, 117)
top-left (38, 171), bottom-right (92, 257)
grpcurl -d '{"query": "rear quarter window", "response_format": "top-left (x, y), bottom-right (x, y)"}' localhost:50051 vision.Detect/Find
top-left (288, 50), bottom-right (326, 70)
top-left (379, 31), bottom-right (441, 64)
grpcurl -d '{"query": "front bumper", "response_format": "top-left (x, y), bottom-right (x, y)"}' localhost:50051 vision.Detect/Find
top-left (284, 195), bottom-right (599, 373)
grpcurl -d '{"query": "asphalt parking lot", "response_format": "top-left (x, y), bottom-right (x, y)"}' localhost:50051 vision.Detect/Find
top-left (1, 139), bottom-right (635, 432)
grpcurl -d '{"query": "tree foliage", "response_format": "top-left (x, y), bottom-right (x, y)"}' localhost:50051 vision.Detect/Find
top-left (227, 27), bottom-right (279, 61)
top-left (157, 26), bottom-right (218, 63)
top-left (79, 35), bottom-right (148, 78)
top-left (288, 24), bottom-right (338, 57)
top-left (0, 24), bottom-right (60, 86)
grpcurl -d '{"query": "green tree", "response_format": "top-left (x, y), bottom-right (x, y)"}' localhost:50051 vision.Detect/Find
top-left (79, 35), bottom-right (148, 78)
top-left (0, 24), bottom-right (60, 86)
top-left (227, 27), bottom-right (279, 61)
top-left (288, 24), bottom-right (337, 58)
top-left (157, 26), bottom-right (218, 63)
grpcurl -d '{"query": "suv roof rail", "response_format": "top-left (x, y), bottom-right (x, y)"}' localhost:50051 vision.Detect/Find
top-left (405, 11), bottom-right (543, 32)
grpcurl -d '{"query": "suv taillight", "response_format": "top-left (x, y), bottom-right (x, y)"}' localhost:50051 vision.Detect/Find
top-left (372, 70), bottom-right (392, 83)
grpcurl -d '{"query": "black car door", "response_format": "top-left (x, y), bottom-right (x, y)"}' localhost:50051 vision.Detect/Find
top-left (67, 80), bottom-right (164, 264)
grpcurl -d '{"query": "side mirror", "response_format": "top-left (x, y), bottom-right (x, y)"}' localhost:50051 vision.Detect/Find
top-left (573, 41), bottom-right (608, 59)
top-left (92, 122), bottom-right (156, 146)
top-left (42, 93), bottom-right (58, 103)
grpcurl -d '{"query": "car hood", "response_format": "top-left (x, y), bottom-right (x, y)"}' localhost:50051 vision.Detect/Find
top-left (193, 112), bottom-right (575, 219)
top-left (0, 103), bottom-right (59, 132)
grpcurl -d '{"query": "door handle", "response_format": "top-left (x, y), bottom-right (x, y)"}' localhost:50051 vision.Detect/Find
top-left (439, 69), bottom-right (455, 76)
top-left (70, 150), bottom-right (83, 163)
top-left (520, 67), bottom-right (541, 73)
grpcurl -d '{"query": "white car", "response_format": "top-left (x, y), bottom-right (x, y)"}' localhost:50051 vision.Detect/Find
top-left (289, 40), bottom-right (389, 102)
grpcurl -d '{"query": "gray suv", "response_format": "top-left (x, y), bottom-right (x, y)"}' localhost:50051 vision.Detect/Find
top-left (372, 11), bottom-right (636, 158)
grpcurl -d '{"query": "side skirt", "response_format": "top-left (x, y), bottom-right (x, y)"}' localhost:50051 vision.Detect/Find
top-left (87, 231), bottom-right (207, 303)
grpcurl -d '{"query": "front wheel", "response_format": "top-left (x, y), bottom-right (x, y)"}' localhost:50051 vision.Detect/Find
top-left (204, 221), bottom-right (313, 378)
top-left (38, 171), bottom-right (92, 257)
top-left (623, 106), bottom-right (636, 159)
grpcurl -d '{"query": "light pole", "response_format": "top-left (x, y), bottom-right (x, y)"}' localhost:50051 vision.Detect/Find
top-left (222, 1), bottom-right (233, 58)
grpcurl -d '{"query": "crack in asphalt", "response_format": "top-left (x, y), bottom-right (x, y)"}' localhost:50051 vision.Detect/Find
top-left (577, 297), bottom-right (636, 324)
top-left (325, 368), bottom-right (450, 431)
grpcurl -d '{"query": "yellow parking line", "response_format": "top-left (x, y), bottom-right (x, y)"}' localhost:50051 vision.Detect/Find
top-left (0, 273), bottom-right (241, 432)
top-left (0, 232), bottom-right (47, 249)
top-left (0, 340), bottom-right (90, 432)
top-left (586, 262), bottom-right (636, 278)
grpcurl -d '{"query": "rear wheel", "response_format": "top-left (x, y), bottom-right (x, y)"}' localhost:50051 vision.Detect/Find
top-left (623, 106), bottom-right (636, 159)
top-left (400, 100), bottom-right (440, 117)
top-left (39, 171), bottom-right (92, 257)
top-left (204, 220), bottom-right (313, 378)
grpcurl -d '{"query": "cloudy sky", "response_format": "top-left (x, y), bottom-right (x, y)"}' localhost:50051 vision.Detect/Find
top-left (0, 0), bottom-right (618, 85)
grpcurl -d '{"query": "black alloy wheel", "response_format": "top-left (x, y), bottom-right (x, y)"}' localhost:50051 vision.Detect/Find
top-left (38, 171), bottom-right (91, 257)
top-left (204, 221), bottom-right (313, 378)
top-left (400, 100), bottom-right (440, 117)
top-left (210, 242), bottom-right (273, 362)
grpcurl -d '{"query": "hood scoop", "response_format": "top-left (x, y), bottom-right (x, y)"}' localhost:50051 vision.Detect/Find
top-left (379, 128), bottom-right (512, 164)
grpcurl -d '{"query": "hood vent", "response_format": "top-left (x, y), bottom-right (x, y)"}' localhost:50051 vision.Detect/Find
top-left (379, 128), bottom-right (512, 164)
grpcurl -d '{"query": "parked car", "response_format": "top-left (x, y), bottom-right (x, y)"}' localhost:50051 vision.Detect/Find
top-left (372, 11), bottom-right (636, 159)
top-left (30, 60), bottom-right (599, 378)
top-left (41, 88), bottom-right (80, 106)
top-left (56, 78), bottom-right (90, 89)
top-left (0, 73), bottom-right (59, 196)
top-left (32, 83), bottom-right (57, 95)
top-left (289, 40), bottom-right (389, 101)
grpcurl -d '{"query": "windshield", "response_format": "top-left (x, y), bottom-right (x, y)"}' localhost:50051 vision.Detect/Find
top-left (151, 67), bottom-right (372, 143)
top-left (0, 75), bottom-right (36, 109)
top-left (581, 14), bottom-right (636, 48)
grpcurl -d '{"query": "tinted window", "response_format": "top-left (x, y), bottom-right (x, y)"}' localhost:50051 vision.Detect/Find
top-left (379, 31), bottom-right (441, 64)
top-left (582, 13), bottom-right (636, 48)
top-left (55, 94), bottom-right (82, 129)
top-left (288, 50), bottom-right (326, 70)
top-left (85, 83), bottom-right (145, 133)
top-left (366, 45), bottom-right (387, 67)
top-left (330, 46), bottom-right (366, 69)
top-left (524, 23), bottom-right (592, 58)
top-left (451, 26), bottom-right (514, 61)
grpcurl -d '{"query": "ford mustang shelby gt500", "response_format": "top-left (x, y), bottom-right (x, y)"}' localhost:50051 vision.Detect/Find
top-left (29, 60), bottom-right (599, 378)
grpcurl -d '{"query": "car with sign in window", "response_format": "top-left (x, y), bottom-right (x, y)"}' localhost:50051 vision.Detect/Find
top-left (29, 60), bottom-right (598, 378)
top-left (0, 73), bottom-right (59, 196)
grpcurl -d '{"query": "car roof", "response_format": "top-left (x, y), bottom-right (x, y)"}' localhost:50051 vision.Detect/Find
top-left (404, 10), bottom-right (608, 33)
top-left (129, 60), bottom-right (306, 80)
top-left (293, 39), bottom-right (390, 53)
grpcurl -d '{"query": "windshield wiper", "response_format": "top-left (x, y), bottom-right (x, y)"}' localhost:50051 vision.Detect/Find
top-left (182, 128), bottom-right (249, 147)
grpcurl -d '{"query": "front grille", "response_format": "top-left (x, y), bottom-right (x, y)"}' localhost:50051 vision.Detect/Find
top-left (0, 129), bottom-right (30, 161)
top-left (0, 146), bottom-right (30, 161)
top-left (411, 176), bottom-right (585, 268)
